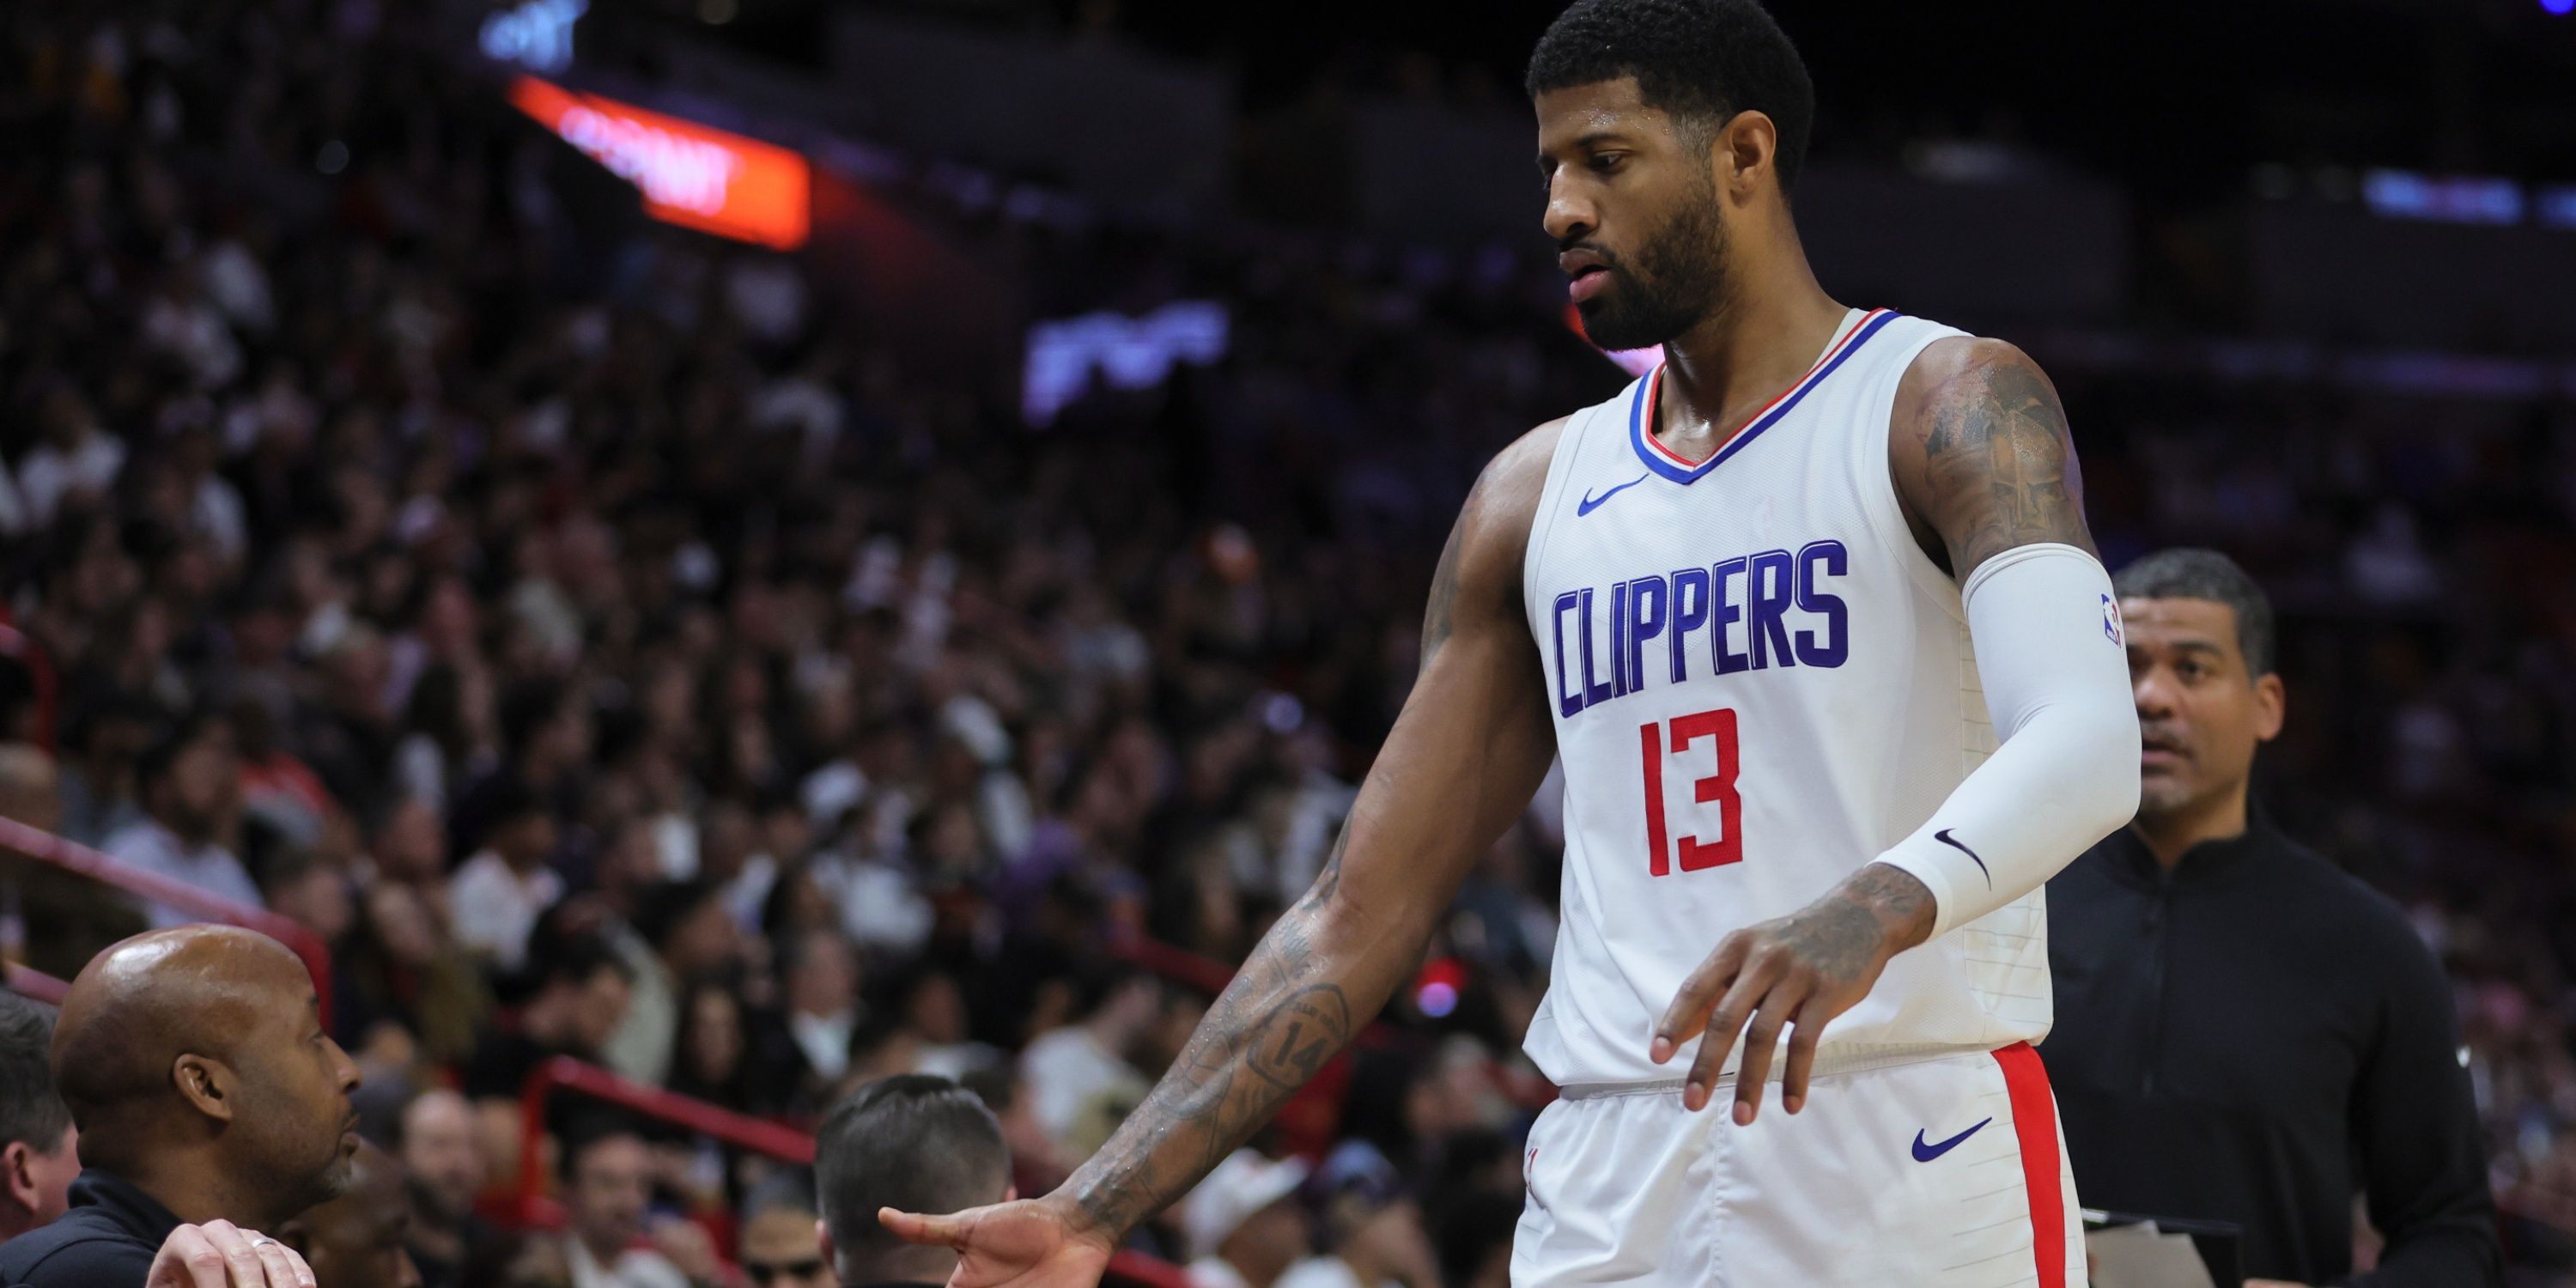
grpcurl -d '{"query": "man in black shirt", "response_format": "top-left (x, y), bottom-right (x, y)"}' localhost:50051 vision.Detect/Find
top-left (0, 927), bottom-right (362, 1288)
top-left (2043, 549), bottom-right (2500, 1286)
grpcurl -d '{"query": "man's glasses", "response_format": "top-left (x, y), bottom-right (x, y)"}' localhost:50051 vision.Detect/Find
top-left (745, 1260), bottom-right (829, 1285)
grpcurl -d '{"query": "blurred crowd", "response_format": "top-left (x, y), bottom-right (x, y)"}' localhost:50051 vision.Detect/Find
top-left (3, 0), bottom-right (2576, 1285)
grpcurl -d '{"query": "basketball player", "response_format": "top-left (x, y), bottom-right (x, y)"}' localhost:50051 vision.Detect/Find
top-left (884, 1), bottom-right (2139, 1283)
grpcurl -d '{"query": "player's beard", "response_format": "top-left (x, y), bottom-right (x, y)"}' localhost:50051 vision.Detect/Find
top-left (1576, 171), bottom-right (1730, 352)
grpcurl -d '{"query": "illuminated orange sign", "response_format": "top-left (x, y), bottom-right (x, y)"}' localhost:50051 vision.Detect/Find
top-left (510, 76), bottom-right (810, 250)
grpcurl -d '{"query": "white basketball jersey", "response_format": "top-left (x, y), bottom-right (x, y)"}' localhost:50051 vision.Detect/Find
top-left (1519, 307), bottom-right (2050, 1089)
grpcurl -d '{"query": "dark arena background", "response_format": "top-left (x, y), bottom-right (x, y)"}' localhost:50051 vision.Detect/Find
top-left (3, 0), bottom-right (2575, 1284)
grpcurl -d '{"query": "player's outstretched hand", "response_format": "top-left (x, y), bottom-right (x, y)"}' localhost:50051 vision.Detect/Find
top-left (1652, 866), bottom-right (1935, 1126)
top-left (881, 1194), bottom-right (1117, 1288)
top-left (146, 1219), bottom-right (318, 1288)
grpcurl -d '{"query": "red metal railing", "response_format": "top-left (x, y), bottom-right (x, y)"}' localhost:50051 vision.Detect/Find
top-left (3, 962), bottom-right (64, 1004)
top-left (0, 816), bottom-right (333, 1025)
top-left (516, 1056), bottom-right (1198, 1288)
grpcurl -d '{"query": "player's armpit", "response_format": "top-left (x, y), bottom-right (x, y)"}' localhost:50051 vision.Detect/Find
top-left (1888, 337), bottom-right (2097, 584)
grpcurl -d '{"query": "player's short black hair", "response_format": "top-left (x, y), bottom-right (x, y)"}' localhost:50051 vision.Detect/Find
top-left (0, 993), bottom-right (70, 1155)
top-left (815, 1075), bottom-right (1009, 1266)
top-left (1526, 0), bottom-right (1816, 192)
top-left (2113, 548), bottom-right (2278, 677)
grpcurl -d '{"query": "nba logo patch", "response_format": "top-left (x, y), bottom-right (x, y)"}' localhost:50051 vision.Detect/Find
top-left (2100, 593), bottom-right (2123, 647)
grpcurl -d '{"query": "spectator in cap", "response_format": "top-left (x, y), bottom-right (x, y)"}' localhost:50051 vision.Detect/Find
top-left (0, 994), bottom-right (77, 1247)
top-left (814, 1075), bottom-right (1012, 1288)
top-left (1179, 1151), bottom-right (1310, 1288)
top-left (1275, 1148), bottom-right (1437, 1288)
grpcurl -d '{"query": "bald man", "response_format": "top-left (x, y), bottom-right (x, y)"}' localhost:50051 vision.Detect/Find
top-left (280, 1144), bottom-right (420, 1288)
top-left (0, 927), bottom-right (362, 1287)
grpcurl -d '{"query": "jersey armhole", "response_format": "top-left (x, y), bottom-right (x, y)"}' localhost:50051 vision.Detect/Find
top-left (1518, 407), bottom-right (1592, 624)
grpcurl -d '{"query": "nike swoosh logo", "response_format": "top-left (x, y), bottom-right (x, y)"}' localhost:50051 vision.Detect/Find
top-left (1911, 1117), bottom-right (1991, 1163)
top-left (1577, 475), bottom-right (1648, 517)
top-left (1935, 829), bottom-right (1990, 887)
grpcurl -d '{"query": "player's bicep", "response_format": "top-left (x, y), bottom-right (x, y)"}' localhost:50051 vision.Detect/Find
top-left (1892, 338), bottom-right (2097, 585)
top-left (1306, 433), bottom-right (1558, 927)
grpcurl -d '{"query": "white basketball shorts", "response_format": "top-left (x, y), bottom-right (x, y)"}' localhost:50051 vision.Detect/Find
top-left (1511, 1042), bottom-right (2084, 1288)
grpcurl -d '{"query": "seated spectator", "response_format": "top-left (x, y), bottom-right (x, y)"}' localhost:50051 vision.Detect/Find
top-left (1179, 1151), bottom-right (1312, 1288)
top-left (394, 1089), bottom-right (490, 1288)
top-left (666, 975), bottom-right (762, 1116)
top-left (448, 778), bottom-right (562, 975)
top-left (278, 1142), bottom-right (422, 1288)
top-left (553, 1119), bottom-right (716, 1288)
top-left (0, 993), bottom-right (77, 1247)
top-left (229, 694), bottom-right (334, 854)
top-left (1277, 1149), bottom-right (1438, 1288)
top-left (447, 683), bottom-right (592, 871)
top-left (734, 1197), bottom-right (832, 1288)
top-left (599, 878), bottom-right (743, 1087)
top-left (102, 711), bottom-right (258, 927)
top-left (958, 1067), bottom-right (1070, 1199)
top-left (815, 1075), bottom-right (1013, 1288)
top-left (892, 968), bottom-right (999, 1080)
top-left (775, 931), bottom-right (863, 1093)
top-left (1018, 965), bottom-right (1161, 1158)
top-left (50, 696), bottom-right (155, 849)
top-left (0, 744), bottom-right (149, 982)
top-left (460, 937), bottom-right (632, 1181)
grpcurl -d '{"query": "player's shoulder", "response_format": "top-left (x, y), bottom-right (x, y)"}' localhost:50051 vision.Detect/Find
top-left (1467, 416), bottom-right (1569, 527)
top-left (1889, 334), bottom-right (2060, 436)
top-left (1444, 417), bottom-right (1571, 598)
top-left (1485, 416), bottom-right (1571, 492)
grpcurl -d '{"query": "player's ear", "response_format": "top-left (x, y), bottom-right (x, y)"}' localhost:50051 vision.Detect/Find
top-left (2251, 671), bottom-right (2286, 743)
top-left (1716, 110), bottom-right (1778, 197)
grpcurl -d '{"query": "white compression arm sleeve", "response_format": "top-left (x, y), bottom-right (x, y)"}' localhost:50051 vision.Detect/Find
top-left (1873, 543), bottom-right (2141, 939)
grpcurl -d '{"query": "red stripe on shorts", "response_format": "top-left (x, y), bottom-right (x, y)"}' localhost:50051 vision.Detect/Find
top-left (1990, 1041), bottom-right (2065, 1288)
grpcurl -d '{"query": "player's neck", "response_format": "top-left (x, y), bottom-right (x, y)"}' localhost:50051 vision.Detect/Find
top-left (2130, 788), bottom-right (2251, 871)
top-left (1656, 262), bottom-right (1848, 446)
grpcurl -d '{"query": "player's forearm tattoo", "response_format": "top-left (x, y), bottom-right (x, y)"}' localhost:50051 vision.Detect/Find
top-left (1297, 827), bottom-right (1351, 911)
top-left (1774, 863), bottom-right (1940, 987)
top-left (1918, 351), bottom-right (2094, 574)
top-left (1065, 908), bottom-right (1359, 1240)
top-left (1840, 864), bottom-right (1938, 958)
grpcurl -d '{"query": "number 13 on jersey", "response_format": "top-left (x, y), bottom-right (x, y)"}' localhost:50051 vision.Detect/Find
top-left (1638, 708), bottom-right (1743, 876)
